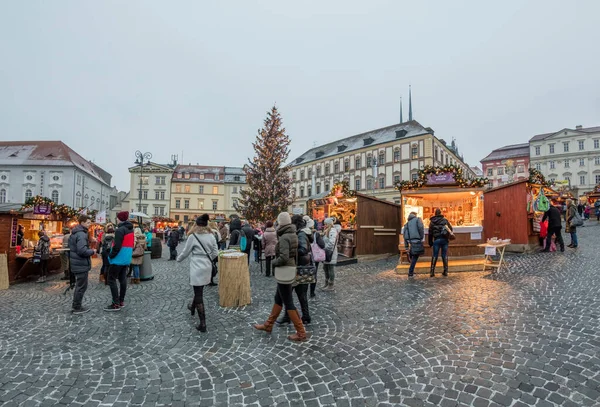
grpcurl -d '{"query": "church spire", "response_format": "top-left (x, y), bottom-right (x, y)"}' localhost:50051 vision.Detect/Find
top-left (399, 97), bottom-right (403, 123)
top-left (408, 85), bottom-right (413, 121)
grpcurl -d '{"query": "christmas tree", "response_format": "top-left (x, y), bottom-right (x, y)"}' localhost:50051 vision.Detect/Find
top-left (236, 106), bottom-right (294, 222)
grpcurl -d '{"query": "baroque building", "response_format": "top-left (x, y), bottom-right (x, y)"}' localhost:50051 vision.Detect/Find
top-left (289, 121), bottom-right (474, 214)
top-left (128, 162), bottom-right (175, 216)
top-left (480, 143), bottom-right (530, 188)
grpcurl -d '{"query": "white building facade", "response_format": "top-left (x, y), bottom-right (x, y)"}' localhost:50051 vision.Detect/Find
top-left (128, 162), bottom-right (175, 216)
top-left (0, 141), bottom-right (112, 210)
top-left (289, 121), bottom-right (474, 214)
top-left (529, 125), bottom-right (600, 196)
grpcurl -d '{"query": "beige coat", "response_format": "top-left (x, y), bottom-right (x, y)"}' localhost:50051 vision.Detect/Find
top-left (130, 236), bottom-right (146, 265)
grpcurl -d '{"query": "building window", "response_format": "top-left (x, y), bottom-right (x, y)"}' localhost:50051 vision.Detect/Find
top-left (234, 175), bottom-right (241, 182)
top-left (334, 162), bottom-right (339, 173)
top-left (324, 164), bottom-right (330, 175)
top-left (549, 161), bottom-right (555, 169)
top-left (517, 165), bottom-right (524, 173)
top-left (199, 185), bottom-right (204, 194)
top-left (176, 173), bottom-right (182, 179)
top-left (155, 176), bottom-right (165, 185)
top-left (213, 186), bottom-right (218, 194)
top-left (367, 155), bottom-right (372, 167)
top-left (355, 179), bottom-right (361, 191)
top-left (300, 187), bottom-right (305, 198)
top-left (393, 149), bottom-right (400, 162)
top-left (378, 177), bottom-right (385, 189)
top-left (595, 157), bottom-right (600, 166)
top-left (175, 185), bottom-right (181, 193)
top-left (198, 200), bottom-right (204, 209)
top-left (394, 175), bottom-right (400, 184)
top-left (595, 139), bottom-right (600, 149)
top-left (325, 182), bottom-right (330, 192)
top-left (411, 173), bottom-right (418, 181)
top-left (445, 155), bottom-right (449, 165)
top-left (316, 184), bottom-right (321, 194)
top-left (174, 215), bottom-right (180, 221)
top-left (564, 160), bottom-right (570, 168)
top-left (140, 176), bottom-right (149, 185)
top-left (76, 192), bottom-right (81, 207)
top-left (596, 175), bottom-right (600, 184)
top-left (184, 199), bottom-right (190, 209)
top-left (355, 157), bottom-right (361, 169)
top-left (308, 168), bottom-right (313, 179)
top-left (411, 146), bottom-right (418, 159)
top-left (184, 215), bottom-right (189, 223)
top-left (300, 170), bottom-right (305, 180)
top-left (487, 168), bottom-right (493, 176)
top-left (580, 158), bottom-right (585, 167)
top-left (233, 186), bottom-right (238, 194)
top-left (84, 194), bottom-right (89, 207)
top-left (580, 175), bottom-right (585, 185)
top-left (344, 160), bottom-right (349, 172)
top-left (378, 152), bottom-right (385, 165)
top-left (535, 146), bottom-right (540, 156)
top-left (0, 189), bottom-right (5, 203)
top-left (141, 205), bottom-right (148, 213)
top-left (366, 179), bottom-right (373, 190)
top-left (307, 186), bottom-right (312, 196)
top-left (215, 174), bottom-right (220, 181)
top-left (76, 174), bottom-right (82, 185)
top-left (154, 206), bottom-right (160, 215)
top-left (316, 166), bottom-right (321, 177)
top-left (549, 144), bottom-right (555, 154)
top-left (435, 148), bottom-right (439, 161)
top-left (175, 199), bottom-right (181, 209)
top-left (497, 167), bottom-right (504, 175)
top-left (579, 140), bottom-right (585, 150)
top-left (51, 190), bottom-right (59, 204)
top-left (184, 185), bottom-right (190, 193)
top-left (212, 200), bottom-right (218, 211)
top-left (184, 173), bottom-right (190, 179)
top-left (535, 163), bottom-right (541, 171)
top-left (563, 142), bottom-right (569, 152)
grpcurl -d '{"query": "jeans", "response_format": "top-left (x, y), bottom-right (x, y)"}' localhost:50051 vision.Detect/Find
top-left (408, 254), bottom-right (420, 276)
top-left (219, 242), bottom-right (226, 251)
top-left (39, 260), bottom-right (48, 277)
top-left (254, 250), bottom-right (259, 262)
top-left (324, 264), bottom-right (335, 282)
top-left (169, 246), bottom-right (177, 260)
top-left (570, 232), bottom-right (578, 247)
top-left (132, 265), bottom-right (140, 279)
top-left (108, 264), bottom-right (128, 304)
top-left (274, 283), bottom-right (296, 311)
top-left (432, 238), bottom-right (449, 261)
top-left (100, 253), bottom-right (109, 276)
top-left (72, 272), bottom-right (88, 309)
top-left (295, 284), bottom-right (310, 321)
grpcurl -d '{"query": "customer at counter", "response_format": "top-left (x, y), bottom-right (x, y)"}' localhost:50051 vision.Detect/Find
top-left (428, 209), bottom-right (453, 277)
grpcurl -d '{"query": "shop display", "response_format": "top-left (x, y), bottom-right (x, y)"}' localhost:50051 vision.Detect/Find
top-left (402, 191), bottom-right (484, 230)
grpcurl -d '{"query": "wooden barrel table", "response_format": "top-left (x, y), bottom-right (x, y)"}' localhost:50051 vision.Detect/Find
top-left (218, 252), bottom-right (251, 307)
top-left (150, 238), bottom-right (162, 259)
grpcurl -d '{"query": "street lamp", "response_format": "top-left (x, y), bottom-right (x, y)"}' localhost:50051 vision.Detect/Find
top-left (135, 150), bottom-right (152, 213)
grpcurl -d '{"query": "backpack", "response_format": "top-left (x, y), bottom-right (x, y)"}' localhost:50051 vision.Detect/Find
top-left (239, 229), bottom-right (247, 251)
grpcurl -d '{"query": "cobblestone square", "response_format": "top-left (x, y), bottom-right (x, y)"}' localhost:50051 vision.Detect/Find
top-left (1, 224), bottom-right (600, 406)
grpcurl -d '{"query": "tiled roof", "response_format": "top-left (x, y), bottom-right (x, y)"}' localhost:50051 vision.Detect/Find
top-left (290, 121), bottom-right (431, 166)
top-left (529, 125), bottom-right (600, 142)
top-left (0, 141), bottom-right (111, 185)
top-left (481, 143), bottom-right (530, 163)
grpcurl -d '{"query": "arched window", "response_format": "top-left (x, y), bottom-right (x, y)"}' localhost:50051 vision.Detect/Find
top-left (25, 189), bottom-right (32, 200)
top-left (76, 191), bottom-right (81, 207)
top-left (51, 190), bottom-right (59, 204)
top-left (0, 189), bottom-right (6, 203)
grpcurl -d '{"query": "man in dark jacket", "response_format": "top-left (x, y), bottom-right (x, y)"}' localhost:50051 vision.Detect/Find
top-left (542, 203), bottom-right (564, 252)
top-left (105, 211), bottom-right (135, 311)
top-left (229, 217), bottom-right (243, 246)
top-left (428, 209), bottom-right (453, 277)
top-left (242, 221), bottom-right (255, 264)
top-left (168, 228), bottom-right (180, 260)
top-left (69, 215), bottom-right (95, 314)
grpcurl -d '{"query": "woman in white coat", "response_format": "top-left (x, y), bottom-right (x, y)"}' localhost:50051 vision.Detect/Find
top-left (177, 214), bottom-right (219, 332)
top-left (322, 217), bottom-right (341, 291)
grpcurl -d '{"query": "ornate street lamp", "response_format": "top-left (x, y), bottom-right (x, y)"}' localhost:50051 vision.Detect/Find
top-left (135, 151), bottom-right (152, 213)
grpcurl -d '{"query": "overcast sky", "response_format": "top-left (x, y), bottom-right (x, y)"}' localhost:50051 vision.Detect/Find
top-left (1, 1), bottom-right (599, 191)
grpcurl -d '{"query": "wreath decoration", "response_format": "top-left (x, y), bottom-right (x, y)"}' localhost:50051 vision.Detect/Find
top-left (395, 165), bottom-right (489, 190)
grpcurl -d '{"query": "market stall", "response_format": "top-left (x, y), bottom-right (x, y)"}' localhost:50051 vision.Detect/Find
top-left (397, 165), bottom-right (488, 257)
top-left (308, 182), bottom-right (402, 258)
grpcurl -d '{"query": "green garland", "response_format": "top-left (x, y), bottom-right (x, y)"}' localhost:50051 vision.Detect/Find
top-left (528, 168), bottom-right (550, 187)
top-left (395, 165), bottom-right (489, 190)
top-left (330, 181), bottom-right (356, 197)
top-left (20, 195), bottom-right (97, 220)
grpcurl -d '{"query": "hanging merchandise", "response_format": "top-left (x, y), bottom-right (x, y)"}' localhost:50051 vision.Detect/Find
top-left (526, 189), bottom-right (535, 214)
top-left (534, 188), bottom-right (550, 213)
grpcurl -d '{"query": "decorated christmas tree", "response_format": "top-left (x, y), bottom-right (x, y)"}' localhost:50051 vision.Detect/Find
top-left (236, 106), bottom-right (294, 222)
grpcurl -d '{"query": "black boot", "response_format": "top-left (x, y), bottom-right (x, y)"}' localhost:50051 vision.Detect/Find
top-left (195, 303), bottom-right (206, 332)
top-left (188, 300), bottom-right (195, 316)
top-left (442, 257), bottom-right (449, 276)
top-left (276, 307), bottom-right (291, 325)
top-left (299, 289), bottom-right (311, 324)
top-left (430, 257), bottom-right (437, 277)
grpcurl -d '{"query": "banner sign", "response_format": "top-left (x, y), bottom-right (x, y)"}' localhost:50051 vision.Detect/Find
top-left (33, 204), bottom-right (52, 215)
top-left (426, 172), bottom-right (457, 185)
top-left (95, 211), bottom-right (107, 224)
top-left (10, 218), bottom-right (18, 247)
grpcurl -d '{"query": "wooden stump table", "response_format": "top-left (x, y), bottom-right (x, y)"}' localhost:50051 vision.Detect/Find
top-left (218, 252), bottom-right (251, 307)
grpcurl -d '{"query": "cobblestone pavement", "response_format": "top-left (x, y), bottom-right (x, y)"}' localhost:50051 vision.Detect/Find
top-left (1, 223), bottom-right (600, 407)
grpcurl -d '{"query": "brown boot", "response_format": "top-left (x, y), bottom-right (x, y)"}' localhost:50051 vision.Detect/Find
top-left (253, 304), bottom-right (283, 333)
top-left (287, 309), bottom-right (308, 342)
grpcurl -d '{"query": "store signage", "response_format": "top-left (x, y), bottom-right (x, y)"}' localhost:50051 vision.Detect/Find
top-left (33, 204), bottom-right (52, 215)
top-left (426, 172), bottom-right (457, 185)
top-left (10, 217), bottom-right (18, 247)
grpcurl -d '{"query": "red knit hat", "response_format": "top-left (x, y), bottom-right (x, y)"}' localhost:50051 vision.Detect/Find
top-left (117, 211), bottom-right (129, 222)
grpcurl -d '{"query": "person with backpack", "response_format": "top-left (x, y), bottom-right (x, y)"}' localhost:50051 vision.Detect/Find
top-left (228, 217), bottom-right (243, 247)
top-left (167, 227), bottom-right (180, 260)
top-left (69, 215), bottom-right (96, 314)
top-left (541, 203), bottom-right (565, 252)
top-left (305, 216), bottom-right (325, 298)
top-left (428, 209), bottom-right (453, 277)
top-left (242, 221), bottom-right (255, 265)
top-left (35, 230), bottom-right (51, 283)
top-left (100, 224), bottom-right (115, 283)
top-left (105, 211), bottom-right (134, 312)
top-left (403, 211), bottom-right (425, 277)
top-left (565, 199), bottom-right (579, 248)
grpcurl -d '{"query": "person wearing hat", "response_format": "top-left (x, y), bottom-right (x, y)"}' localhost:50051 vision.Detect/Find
top-left (304, 215), bottom-right (324, 298)
top-left (105, 211), bottom-right (134, 312)
top-left (428, 208), bottom-right (453, 277)
top-left (254, 211), bottom-right (307, 341)
top-left (322, 217), bottom-right (340, 291)
top-left (177, 214), bottom-right (219, 332)
top-left (69, 215), bottom-right (96, 314)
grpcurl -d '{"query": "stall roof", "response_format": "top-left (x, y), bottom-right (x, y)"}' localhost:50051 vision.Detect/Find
top-left (0, 203), bottom-right (24, 214)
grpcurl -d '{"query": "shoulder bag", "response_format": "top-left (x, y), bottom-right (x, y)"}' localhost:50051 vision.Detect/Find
top-left (274, 248), bottom-right (297, 285)
top-left (132, 242), bottom-right (144, 258)
top-left (311, 232), bottom-right (326, 262)
top-left (192, 233), bottom-right (218, 278)
top-left (571, 210), bottom-right (584, 227)
top-left (296, 235), bottom-right (317, 284)
top-left (406, 220), bottom-right (425, 255)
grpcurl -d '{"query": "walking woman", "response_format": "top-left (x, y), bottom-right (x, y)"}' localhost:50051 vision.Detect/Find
top-left (428, 208), bottom-right (453, 277)
top-left (322, 217), bottom-right (340, 291)
top-left (177, 214), bottom-right (219, 332)
top-left (305, 216), bottom-right (324, 298)
top-left (254, 212), bottom-right (307, 341)
top-left (403, 211), bottom-right (425, 277)
top-left (262, 221), bottom-right (277, 277)
top-left (130, 228), bottom-right (146, 284)
top-left (35, 231), bottom-right (51, 283)
top-left (565, 199), bottom-right (578, 248)
top-left (100, 224), bottom-right (115, 283)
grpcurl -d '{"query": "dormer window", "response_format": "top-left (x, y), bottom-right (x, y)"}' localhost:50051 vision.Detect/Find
top-left (337, 145), bottom-right (347, 153)
top-left (363, 137), bottom-right (374, 146)
top-left (296, 157), bottom-right (304, 164)
top-left (395, 129), bottom-right (408, 138)
top-left (9, 153), bottom-right (17, 157)
top-left (315, 151), bottom-right (325, 159)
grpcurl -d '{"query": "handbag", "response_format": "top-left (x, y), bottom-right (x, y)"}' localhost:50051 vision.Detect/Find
top-left (444, 224), bottom-right (457, 241)
top-left (296, 237), bottom-right (317, 284)
top-left (274, 265), bottom-right (296, 284)
top-left (406, 219), bottom-right (425, 256)
top-left (311, 232), bottom-right (326, 262)
top-left (192, 233), bottom-right (218, 278)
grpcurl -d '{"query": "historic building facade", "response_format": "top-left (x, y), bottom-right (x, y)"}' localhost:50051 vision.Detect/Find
top-left (480, 143), bottom-right (530, 188)
top-left (0, 141), bottom-right (113, 210)
top-left (128, 162), bottom-right (175, 216)
top-left (289, 121), bottom-right (474, 214)
top-left (223, 167), bottom-right (246, 218)
top-left (529, 125), bottom-right (600, 195)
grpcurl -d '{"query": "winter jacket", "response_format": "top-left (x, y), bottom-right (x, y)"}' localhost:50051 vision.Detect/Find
top-left (542, 206), bottom-right (562, 229)
top-left (242, 224), bottom-right (255, 252)
top-left (229, 218), bottom-right (243, 246)
top-left (324, 225), bottom-right (341, 265)
top-left (108, 221), bottom-right (134, 266)
top-left (566, 203), bottom-right (578, 233)
top-left (177, 230), bottom-right (219, 286)
top-left (272, 224), bottom-right (299, 268)
top-left (36, 235), bottom-right (51, 261)
top-left (218, 224), bottom-right (228, 243)
top-left (68, 225), bottom-right (94, 274)
top-left (210, 228), bottom-right (221, 246)
top-left (403, 213), bottom-right (424, 246)
top-left (262, 227), bottom-right (277, 257)
top-left (130, 235), bottom-right (147, 266)
top-left (145, 231), bottom-right (153, 248)
top-left (297, 229), bottom-right (314, 266)
top-left (168, 230), bottom-right (180, 248)
top-left (428, 215), bottom-right (453, 246)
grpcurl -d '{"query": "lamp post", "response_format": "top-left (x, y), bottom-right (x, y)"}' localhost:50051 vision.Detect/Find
top-left (135, 151), bottom-right (152, 214)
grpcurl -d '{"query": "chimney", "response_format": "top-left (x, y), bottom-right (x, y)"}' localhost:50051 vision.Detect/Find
top-left (576, 125), bottom-right (583, 129)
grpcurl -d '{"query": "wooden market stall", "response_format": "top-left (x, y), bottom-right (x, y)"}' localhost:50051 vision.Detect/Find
top-left (398, 166), bottom-right (488, 257)
top-left (308, 182), bottom-right (402, 258)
